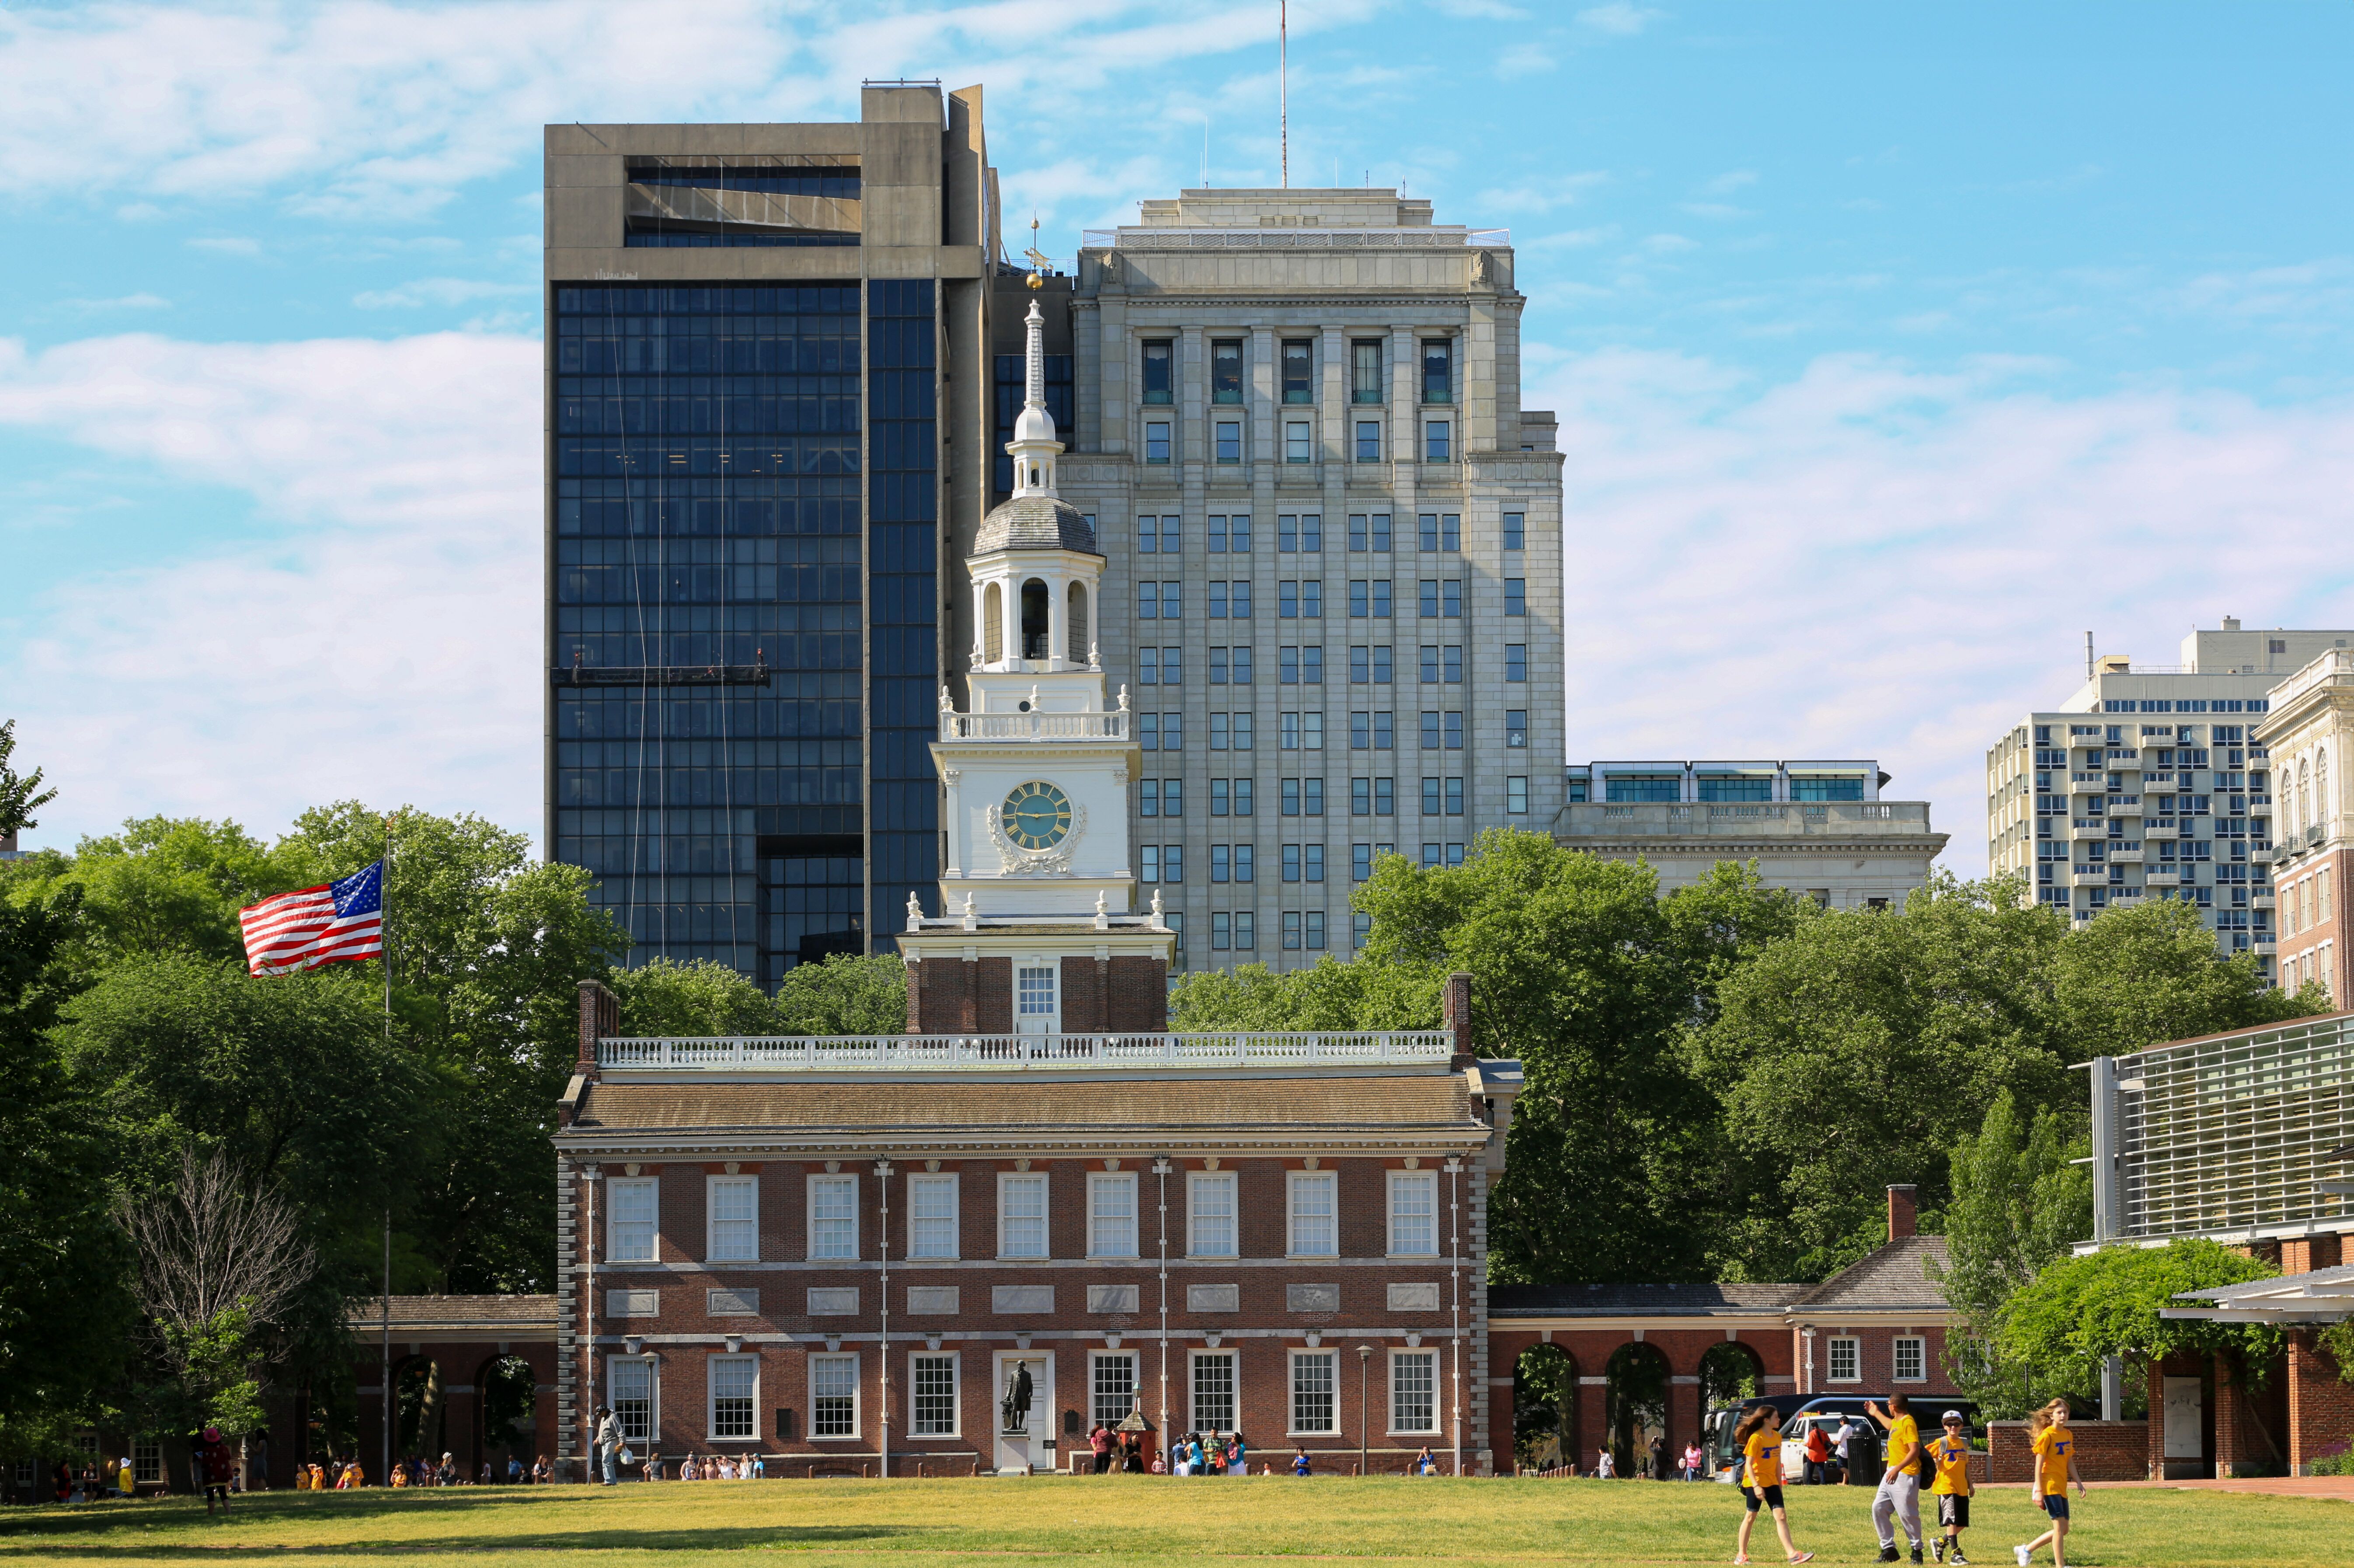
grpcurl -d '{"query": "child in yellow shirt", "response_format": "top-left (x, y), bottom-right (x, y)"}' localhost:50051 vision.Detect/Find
top-left (2015, 1401), bottom-right (2086, 1568)
top-left (1926, 1411), bottom-right (1975, 1565)
top-left (1731, 1405), bottom-right (1815, 1566)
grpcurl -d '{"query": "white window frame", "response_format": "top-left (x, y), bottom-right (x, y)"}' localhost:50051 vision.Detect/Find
top-left (1289, 1349), bottom-right (1339, 1436)
top-left (1088, 1172), bottom-right (1139, 1259)
top-left (906, 1172), bottom-right (960, 1261)
top-left (1092, 1350), bottom-right (1140, 1429)
top-left (707, 1353), bottom-right (759, 1443)
top-left (1827, 1336), bottom-right (1860, 1383)
top-left (907, 1350), bottom-right (960, 1438)
top-left (706, 1174), bottom-right (758, 1262)
top-left (606, 1176), bottom-right (658, 1263)
top-left (608, 1355), bottom-right (657, 1446)
top-left (1189, 1171), bottom-right (1237, 1258)
top-left (1190, 1348), bottom-right (1239, 1435)
top-left (1388, 1170), bottom-right (1438, 1257)
top-left (1893, 1335), bottom-right (1927, 1383)
top-left (809, 1352), bottom-right (861, 1440)
top-left (1390, 1348), bottom-right (1440, 1435)
top-left (1288, 1170), bottom-right (1338, 1258)
top-left (807, 1173), bottom-right (858, 1261)
top-left (998, 1171), bottom-right (1050, 1260)
top-left (132, 1440), bottom-right (162, 1485)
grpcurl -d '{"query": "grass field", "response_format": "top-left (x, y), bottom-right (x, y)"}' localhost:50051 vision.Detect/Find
top-left (1, 1477), bottom-right (2345, 1568)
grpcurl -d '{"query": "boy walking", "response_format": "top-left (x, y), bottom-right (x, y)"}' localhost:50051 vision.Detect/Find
top-left (1866, 1395), bottom-right (1927, 1563)
top-left (1926, 1411), bottom-right (1974, 1565)
top-left (2015, 1401), bottom-right (2086, 1568)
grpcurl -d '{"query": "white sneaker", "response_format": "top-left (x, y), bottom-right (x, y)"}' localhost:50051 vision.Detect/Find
top-left (2013, 1547), bottom-right (2031, 1568)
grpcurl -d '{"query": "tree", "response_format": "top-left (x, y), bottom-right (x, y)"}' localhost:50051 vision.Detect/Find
top-left (773, 952), bottom-right (910, 1036)
top-left (1169, 953), bottom-right (1444, 1032)
top-left (0, 718), bottom-right (58, 840)
top-left (2000, 1239), bottom-right (2281, 1409)
top-left (2053, 895), bottom-right (2320, 1055)
top-left (610, 957), bottom-right (778, 1037)
top-left (1936, 1091), bottom-right (2093, 1415)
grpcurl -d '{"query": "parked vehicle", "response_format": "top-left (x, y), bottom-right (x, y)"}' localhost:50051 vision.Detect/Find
top-left (1703, 1396), bottom-right (1815, 1483)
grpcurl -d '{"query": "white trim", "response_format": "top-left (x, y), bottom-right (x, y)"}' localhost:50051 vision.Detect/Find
top-left (1389, 1346), bottom-right (1441, 1435)
top-left (1892, 1335), bottom-right (1928, 1383)
top-left (999, 1170), bottom-right (1051, 1259)
top-left (1088, 1171), bottom-right (1140, 1259)
top-left (607, 1176), bottom-right (659, 1263)
top-left (1189, 1347), bottom-right (1239, 1435)
top-left (808, 1351), bottom-right (862, 1440)
top-left (806, 1172), bottom-right (859, 1261)
top-left (1288, 1348), bottom-right (1340, 1436)
top-left (1090, 1349), bottom-right (1141, 1429)
top-left (706, 1173), bottom-right (759, 1262)
top-left (607, 1353), bottom-right (658, 1446)
top-left (906, 1171), bottom-right (960, 1261)
top-left (1387, 1169), bottom-right (1438, 1257)
top-left (1288, 1170), bottom-right (1337, 1258)
top-left (1188, 1171), bottom-right (1238, 1258)
top-left (1826, 1335), bottom-right (1861, 1383)
top-left (706, 1352), bottom-right (760, 1443)
top-left (906, 1349), bottom-right (961, 1439)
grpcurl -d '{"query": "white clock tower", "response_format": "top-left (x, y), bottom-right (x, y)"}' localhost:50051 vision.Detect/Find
top-left (898, 277), bottom-right (1174, 1036)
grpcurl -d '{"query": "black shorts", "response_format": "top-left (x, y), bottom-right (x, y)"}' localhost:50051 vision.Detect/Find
top-left (2041, 1494), bottom-right (2070, 1520)
top-left (1742, 1484), bottom-right (1784, 1513)
top-left (1936, 1495), bottom-right (1970, 1529)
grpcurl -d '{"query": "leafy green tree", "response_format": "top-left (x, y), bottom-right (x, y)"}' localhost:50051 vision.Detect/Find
top-left (1169, 953), bottom-right (1444, 1032)
top-left (10, 816), bottom-right (297, 974)
top-left (1935, 1091), bottom-right (2093, 1415)
top-left (610, 957), bottom-right (779, 1036)
top-left (0, 718), bottom-right (58, 840)
top-left (2000, 1239), bottom-right (2280, 1406)
top-left (772, 951), bottom-right (909, 1036)
top-left (2054, 894), bottom-right (2321, 1055)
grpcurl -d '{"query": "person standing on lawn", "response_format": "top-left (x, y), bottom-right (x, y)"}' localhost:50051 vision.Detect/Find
top-left (2015, 1401), bottom-right (2086, 1568)
top-left (1926, 1411), bottom-right (1974, 1564)
top-left (1866, 1395), bottom-right (1928, 1563)
top-left (1804, 1421), bottom-right (1832, 1486)
top-left (1732, 1405), bottom-right (1814, 1567)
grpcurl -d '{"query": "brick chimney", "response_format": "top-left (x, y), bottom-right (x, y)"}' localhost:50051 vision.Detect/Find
top-left (1442, 971), bottom-right (1474, 1064)
top-left (1887, 1183), bottom-right (1918, 1241)
top-left (578, 979), bottom-right (618, 1078)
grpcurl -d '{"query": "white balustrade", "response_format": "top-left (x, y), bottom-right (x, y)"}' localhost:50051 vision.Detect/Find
top-left (598, 1030), bottom-right (1455, 1072)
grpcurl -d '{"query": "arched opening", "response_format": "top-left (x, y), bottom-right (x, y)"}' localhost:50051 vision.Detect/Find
top-left (1067, 581), bottom-right (1089, 664)
top-left (1020, 578), bottom-right (1050, 660)
top-left (1603, 1342), bottom-right (1671, 1477)
top-left (982, 582), bottom-right (1003, 664)
top-left (392, 1355), bottom-right (445, 1476)
top-left (2298, 758), bottom-right (2311, 838)
top-left (1698, 1341), bottom-right (1767, 1473)
top-left (1512, 1343), bottom-right (1576, 1474)
top-left (477, 1355), bottom-right (538, 1480)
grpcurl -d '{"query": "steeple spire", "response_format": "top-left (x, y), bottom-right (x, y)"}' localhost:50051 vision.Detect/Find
top-left (1006, 226), bottom-right (1062, 499)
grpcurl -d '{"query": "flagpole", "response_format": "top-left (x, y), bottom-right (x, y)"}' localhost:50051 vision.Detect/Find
top-left (380, 815), bottom-right (393, 1485)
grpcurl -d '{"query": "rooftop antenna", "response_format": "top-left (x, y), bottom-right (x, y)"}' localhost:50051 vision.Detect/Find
top-left (1279, 0), bottom-right (1289, 188)
top-left (1202, 118), bottom-right (1209, 187)
top-left (1022, 214), bottom-right (1051, 279)
top-left (2085, 630), bottom-right (2094, 682)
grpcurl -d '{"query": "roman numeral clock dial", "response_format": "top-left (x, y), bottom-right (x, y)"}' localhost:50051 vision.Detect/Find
top-left (1000, 781), bottom-right (1073, 851)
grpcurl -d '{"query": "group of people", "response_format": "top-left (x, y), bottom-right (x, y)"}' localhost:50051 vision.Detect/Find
top-left (1734, 1395), bottom-right (2088, 1568)
top-left (1083, 1425), bottom-right (1151, 1473)
top-left (647, 1453), bottom-right (765, 1481)
top-left (289, 1453), bottom-right (554, 1490)
top-left (1590, 1437), bottom-right (1711, 1480)
top-left (1168, 1430), bottom-right (1247, 1476)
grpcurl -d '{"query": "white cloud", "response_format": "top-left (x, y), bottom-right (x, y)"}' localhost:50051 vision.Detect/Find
top-left (1494, 43), bottom-right (1556, 78)
top-left (1702, 170), bottom-right (1758, 195)
top-left (187, 236), bottom-right (262, 255)
top-left (1431, 0), bottom-right (1528, 18)
top-left (1527, 348), bottom-right (2354, 875)
top-left (353, 275), bottom-right (533, 309)
top-left (59, 293), bottom-right (172, 312)
top-left (0, 330), bottom-right (543, 843)
top-left (1475, 171), bottom-right (1609, 214)
top-left (1577, 3), bottom-right (1666, 35)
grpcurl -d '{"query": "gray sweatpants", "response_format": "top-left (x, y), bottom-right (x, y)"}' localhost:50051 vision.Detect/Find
top-left (1873, 1471), bottom-right (1923, 1550)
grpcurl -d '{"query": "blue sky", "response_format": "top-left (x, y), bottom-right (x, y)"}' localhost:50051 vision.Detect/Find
top-left (4, 0), bottom-right (2352, 873)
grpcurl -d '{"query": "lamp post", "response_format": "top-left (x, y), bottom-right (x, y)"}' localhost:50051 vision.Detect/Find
top-left (1358, 1345), bottom-right (1374, 1477)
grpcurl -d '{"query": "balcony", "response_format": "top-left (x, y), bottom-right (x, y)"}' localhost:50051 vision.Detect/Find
top-left (2069, 775), bottom-right (2107, 794)
top-left (2254, 937), bottom-right (2278, 954)
top-left (2254, 893), bottom-right (2276, 910)
top-left (939, 709), bottom-right (1131, 742)
top-left (2071, 869), bottom-right (2116, 888)
top-left (2068, 821), bottom-right (2111, 842)
top-left (2145, 822), bottom-right (2179, 839)
top-left (2145, 870), bottom-right (2182, 887)
top-left (2110, 847), bottom-right (2146, 863)
top-left (2111, 798), bottom-right (2145, 816)
top-left (598, 1030), bottom-right (1457, 1073)
top-left (2253, 845), bottom-right (2277, 864)
top-left (2250, 796), bottom-right (2274, 817)
top-left (2144, 774), bottom-right (2178, 794)
top-left (1552, 801), bottom-right (1940, 842)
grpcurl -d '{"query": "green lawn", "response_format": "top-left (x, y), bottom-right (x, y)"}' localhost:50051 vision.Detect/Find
top-left (0, 1477), bottom-right (2342, 1567)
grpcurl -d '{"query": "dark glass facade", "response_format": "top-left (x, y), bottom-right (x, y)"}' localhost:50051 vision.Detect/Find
top-left (550, 282), bottom-right (933, 983)
top-left (865, 280), bottom-right (941, 928)
top-left (992, 351), bottom-right (1072, 500)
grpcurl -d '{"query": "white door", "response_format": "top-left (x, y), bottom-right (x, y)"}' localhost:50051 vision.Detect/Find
top-left (2163, 1376), bottom-right (2203, 1460)
top-left (1016, 964), bottom-right (1059, 1041)
top-left (994, 1352), bottom-right (1055, 1473)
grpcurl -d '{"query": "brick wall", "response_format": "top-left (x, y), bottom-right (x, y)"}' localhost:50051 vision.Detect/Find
top-left (1988, 1420), bottom-right (2150, 1483)
top-left (2288, 1331), bottom-right (2354, 1473)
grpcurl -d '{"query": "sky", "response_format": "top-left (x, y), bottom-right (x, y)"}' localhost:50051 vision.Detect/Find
top-left (3, 0), bottom-right (2352, 875)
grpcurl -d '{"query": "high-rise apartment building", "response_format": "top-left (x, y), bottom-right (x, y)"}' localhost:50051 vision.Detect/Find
top-left (544, 85), bottom-right (1003, 983)
top-left (1986, 618), bottom-right (2354, 976)
top-left (988, 189), bottom-right (1565, 972)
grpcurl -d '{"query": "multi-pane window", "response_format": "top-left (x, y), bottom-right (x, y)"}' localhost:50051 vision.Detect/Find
top-left (1146, 421), bottom-right (1171, 463)
top-left (1827, 1337), bottom-right (1860, 1382)
top-left (1215, 420), bottom-right (1243, 462)
top-left (911, 1354), bottom-right (958, 1436)
top-left (1352, 843), bottom-right (1373, 882)
top-left (1286, 421), bottom-right (1313, 463)
top-left (809, 1174), bottom-right (857, 1260)
top-left (1000, 1173), bottom-right (1048, 1258)
top-left (1210, 910), bottom-right (1257, 950)
top-left (1282, 339), bottom-right (1314, 402)
top-left (1445, 713), bottom-right (1464, 750)
top-left (908, 1173), bottom-right (958, 1260)
top-left (1508, 777), bottom-right (1529, 815)
top-left (1292, 1351), bottom-right (1339, 1434)
top-left (1504, 578), bottom-right (1527, 616)
top-left (1502, 512), bottom-right (1525, 551)
top-left (1018, 965), bottom-right (1056, 1018)
top-left (1355, 421), bottom-right (1382, 462)
top-left (1447, 777), bottom-right (1465, 816)
top-left (607, 1176), bottom-right (658, 1262)
top-left (1289, 1171), bottom-right (1337, 1256)
top-left (811, 1354), bottom-right (859, 1436)
top-left (1093, 1352), bottom-right (1139, 1428)
top-left (609, 1356), bottom-right (654, 1445)
top-left (1421, 339), bottom-right (1452, 403)
top-left (1212, 339), bottom-right (1243, 403)
top-left (1389, 1171), bottom-right (1438, 1255)
top-left (1505, 645), bottom-right (1527, 683)
top-left (1193, 1351), bottom-right (1238, 1433)
top-left (1190, 1172), bottom-right (1237, 1257)
top-left (1142, 340), bottom-right (1173, 404)
top-left (1894, 1337), bottom-right (1927, 1382)
top-left (1392, 1352), bottom-right (1439, 1433)
top-left (708, 1176), bottom-right (758, 1261)
top-left (1506, 710), bottom-right (1528, 749)
top-left (1424, 421), bottom-right (1451, 462)
top-left (1089, 1173), bottom-right (1138, 1258)
top-left (709, 1355), bottom-right (757, 1440)
top-left (1351, 340), bottom-right (1383, 403)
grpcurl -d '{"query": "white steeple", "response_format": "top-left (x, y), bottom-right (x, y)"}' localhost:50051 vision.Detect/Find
top-left (1006, 285), bottom-right (1060, 498)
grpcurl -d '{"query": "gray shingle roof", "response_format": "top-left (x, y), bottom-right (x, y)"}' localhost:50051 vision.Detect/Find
top-left (1490, 1282), bottom-right (1798, 1318)
top-left (347, 1295), bottom-right (559, 1332)
top-left (973, 495), bottom-right (1097, 556)
top-left (1790, 1235), bottom-right (1952, 1313)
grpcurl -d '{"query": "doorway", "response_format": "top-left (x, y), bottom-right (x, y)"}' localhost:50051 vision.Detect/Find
top-left (993, 1351), bottom-right (1055, 1474)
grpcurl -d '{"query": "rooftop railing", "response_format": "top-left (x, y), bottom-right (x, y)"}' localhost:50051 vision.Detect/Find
top-left (1083, 227), bottom-right (1508, 251)
top-left (599, 1031), bottom-right (1456, 1072)
top-left (939, 710), bottom-right (1129, 742)
top-left (1556, 801), bottom-right (1933, 836)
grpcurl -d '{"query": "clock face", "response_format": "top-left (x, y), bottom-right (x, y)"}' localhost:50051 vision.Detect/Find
top-left (1000, 781), bottom-right (1074, 851)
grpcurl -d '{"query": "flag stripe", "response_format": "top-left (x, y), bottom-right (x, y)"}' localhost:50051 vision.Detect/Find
top-left (238, 862), bottom-right (383, 977)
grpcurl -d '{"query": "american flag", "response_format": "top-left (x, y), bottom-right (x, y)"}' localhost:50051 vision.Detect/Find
top-left (238, 861), bottom-right (385, 977)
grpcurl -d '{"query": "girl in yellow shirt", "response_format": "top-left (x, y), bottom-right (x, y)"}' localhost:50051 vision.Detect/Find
top-left (2016, 1401), bottom-right (2086, 1568)
top-left (1731, 1405), bottom-right (1814, 1566)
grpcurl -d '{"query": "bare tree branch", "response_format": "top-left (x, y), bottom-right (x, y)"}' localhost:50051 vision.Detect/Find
top-left (121, 1147), bottom-right (315, 1360)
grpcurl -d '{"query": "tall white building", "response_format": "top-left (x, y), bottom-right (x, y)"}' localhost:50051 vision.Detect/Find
top-left (959, 189), bottom-right (1567, 973)
top-left (1987, 619), bottom-right (2354, 976)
